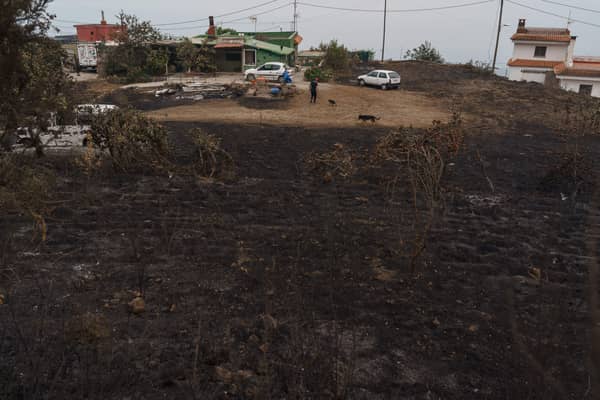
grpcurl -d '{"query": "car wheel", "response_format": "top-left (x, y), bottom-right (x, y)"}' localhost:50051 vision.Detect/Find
top-left (381, 84), bottom-right (388, 90)
top-left (359, 79), bottom-right (366, 87)
top-left (246, 74), bottom-right (255, 81)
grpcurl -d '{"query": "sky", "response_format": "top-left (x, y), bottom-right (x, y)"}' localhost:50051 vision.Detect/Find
top-left (49, 0), bottom-right (600, 73)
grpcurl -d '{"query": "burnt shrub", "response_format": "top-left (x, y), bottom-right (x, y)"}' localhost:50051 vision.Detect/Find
top-left (90, 108), bottom-right (170, 172)
top-left (189, 128), bottom-right (234, 179)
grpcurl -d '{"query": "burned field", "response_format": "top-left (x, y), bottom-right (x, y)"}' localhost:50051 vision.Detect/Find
top-left (2, 66), bottom-right (600, 399)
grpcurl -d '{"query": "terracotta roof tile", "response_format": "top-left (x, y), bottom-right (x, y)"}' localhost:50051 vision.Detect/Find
top-left (507, 59), bottom-right (564, 68)
top-left (573, 56), bottom-right (600, 63)
top-left (511, 27), bottom-right (572, 42)
top-left (555, 60), bottom-right (600, 78)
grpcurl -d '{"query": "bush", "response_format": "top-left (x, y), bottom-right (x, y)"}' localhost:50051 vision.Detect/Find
top-left (0, 155), bottom-right (55, 240)
top-left (189, 128), bottom-right (234, 179)
top-left (304, 67), bottom-right (332, 82)
top-left (405, 41), bottom-right (444, 63)
top-left (463, 60), bottom-right (493, 75)
top-left (305, 143), bottom-right (355, 182)
top-left (90, 108), bottom-right (170, 172)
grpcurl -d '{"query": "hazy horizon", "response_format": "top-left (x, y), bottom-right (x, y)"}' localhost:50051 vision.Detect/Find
top-left (49, 0), bottom-right (600, 69)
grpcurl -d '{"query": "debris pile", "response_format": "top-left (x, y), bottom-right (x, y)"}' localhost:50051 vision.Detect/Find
top-left (154, 82), bottom-right (246, 101)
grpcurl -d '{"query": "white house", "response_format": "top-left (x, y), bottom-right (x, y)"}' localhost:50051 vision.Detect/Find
top-left (554, 57), bottom-right (600, 97)
top-left (507, 19), bottom-right (575, 84)
top-left (507, 19), bottom-right (600, 97)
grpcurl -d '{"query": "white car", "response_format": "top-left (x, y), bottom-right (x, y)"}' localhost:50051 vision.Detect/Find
top-left (245, 62), bottom-right (293, 83)
top-left (357, 70), bottom-right (401, 90)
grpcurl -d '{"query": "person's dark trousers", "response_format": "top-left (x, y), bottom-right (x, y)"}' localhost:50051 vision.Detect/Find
top-left (310, 91), bottom-right (317, 103)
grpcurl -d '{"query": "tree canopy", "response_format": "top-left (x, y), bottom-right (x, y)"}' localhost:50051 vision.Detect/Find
top-left (0, 0), bottom-right (73, 153)
top-left (322, 40), bottom-right (350, 71)
top-left (101, 11), bottom-right (163, 81)
top-left (176, 38), bottom-right (216, 73)
top-left (404, 41), bottom-right (444, 63)
top-left (216, 27), bottom-right (238, 36)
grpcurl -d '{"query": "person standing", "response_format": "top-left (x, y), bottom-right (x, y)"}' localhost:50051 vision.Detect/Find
top-left (282, 69), bottom-right (292, 84)
top-left (310, 77), bottom-right (319, 103)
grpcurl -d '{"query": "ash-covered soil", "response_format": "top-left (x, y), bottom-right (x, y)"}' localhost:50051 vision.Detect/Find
top-left (1, 118), bottom-right (599, 399)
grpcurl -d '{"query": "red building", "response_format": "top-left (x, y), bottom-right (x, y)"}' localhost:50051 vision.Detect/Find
top-left (74, 12), bottom-right (123, 42)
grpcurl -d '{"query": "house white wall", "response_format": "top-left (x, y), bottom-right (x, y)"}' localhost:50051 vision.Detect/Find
top-left (558, 76), bottom-right (600, 97)
top-left (512, 42), bottom-right (569, 62)
top-left (566, 39), bottom-right (576, 65)
top-left (508, 66), bottom-right (548, 83)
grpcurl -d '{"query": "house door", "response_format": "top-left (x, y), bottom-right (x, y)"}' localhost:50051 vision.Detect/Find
top-left (224, 51), bottom-right (242, 72)
top-left (244, 49), bottom-right (256, 67)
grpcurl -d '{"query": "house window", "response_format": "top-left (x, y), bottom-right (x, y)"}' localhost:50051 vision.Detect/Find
top-left (225, 52), bottom-right (242, 62)
top-left (579, 84), bottom-right (593, 96)
top-left (534, 46), bottom-right (547, 58)
top-left (244, 49), bottom-right (256, 65)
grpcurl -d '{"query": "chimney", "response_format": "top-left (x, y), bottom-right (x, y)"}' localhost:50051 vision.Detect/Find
top-left (517, 18), bottom-right (526, 33)
top-left (101, 10), bottom-right (106, 25)
top-left (207, 16), bottom-right (216, 37)
top-left (566, 36), bottom-right (576, 67)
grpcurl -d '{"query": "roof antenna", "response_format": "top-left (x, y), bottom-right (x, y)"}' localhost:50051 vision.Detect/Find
top-left (567, 9), bottom-right (572, 29)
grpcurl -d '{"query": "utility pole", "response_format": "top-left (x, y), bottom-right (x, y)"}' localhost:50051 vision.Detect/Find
top-left (293, 0), bottom-right (298, 32)
top-left (492, 0), bottom-right (504, 72)
top-left (381, 0), bottom-right (387, 62)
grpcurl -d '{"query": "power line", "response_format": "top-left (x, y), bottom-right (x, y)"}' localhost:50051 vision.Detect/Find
top-left (156, 0), bottom-right (284, 26)
top-left (540, 0), bottom-right (600, 14)
top-left (506, 0), bottom-right (600, 28)
top-left (55, 0), bottom-right (286, 27)
top-left (161, 3), bottom-right (292, 32)
top-left (296, 0), bottom-right (494, 13)
top-left (218, 3), bottom-right (292, 24)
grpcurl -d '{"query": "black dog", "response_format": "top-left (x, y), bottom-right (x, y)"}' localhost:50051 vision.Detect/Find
top-left (358, 115), bottom-right (380, 123)
top-left (328, 99), bottom-right (337, 106)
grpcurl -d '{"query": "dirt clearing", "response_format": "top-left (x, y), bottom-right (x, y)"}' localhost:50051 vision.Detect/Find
top-left (145, 83), bottom-right (450, 127)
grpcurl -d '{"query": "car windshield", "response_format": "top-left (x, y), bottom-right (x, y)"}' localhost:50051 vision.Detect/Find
top-left (389, 72), bottom-right (400, 78)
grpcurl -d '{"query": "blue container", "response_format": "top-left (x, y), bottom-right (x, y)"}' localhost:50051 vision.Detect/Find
top-left (270, 87), bottom-right (281, 96)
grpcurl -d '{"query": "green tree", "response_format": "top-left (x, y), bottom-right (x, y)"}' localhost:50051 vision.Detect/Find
top-left (146, 48), bottom-right (169, 75)
top-left (216, 27), bottom-right (238, 35)
top-left (176, 38), bottom-right (215, 73)
top-left (177, 38), bottom-right (198, 73)
top-left (404, 41), bottom-right (444, 63)
top-left (0, 0), bottom-right (73, 154)
top-left (112, 11), bottom-right (161, 45)
top-left (322, 40), bottom-right (349, 71)
top-left (196, 40), bottom-right (216, 73)
top-left (101, 11), bottom-right (163, 80)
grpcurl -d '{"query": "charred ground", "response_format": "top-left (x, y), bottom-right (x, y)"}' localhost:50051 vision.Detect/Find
top-left (1, 62), bottom-right (600, 399)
